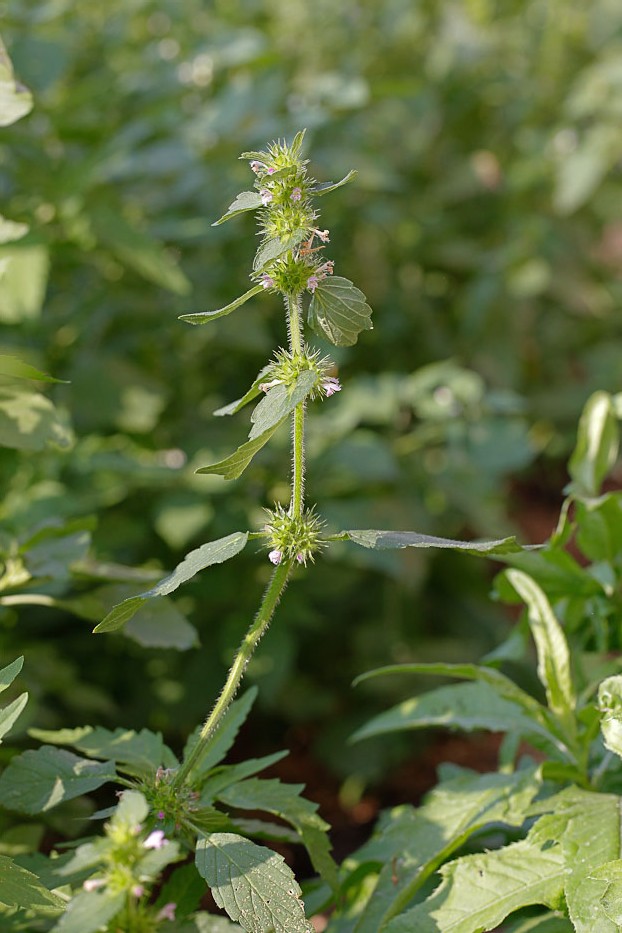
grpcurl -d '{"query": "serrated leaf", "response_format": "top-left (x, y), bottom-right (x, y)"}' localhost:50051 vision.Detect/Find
top-left (386, 839), bottom-right (566, 933)
top-left (0, 37), bottom-right (32, 126)
top-left (51, 889), bottom-right (125, 933)
top-left (0, 855), bottom-right (65, 913)
top-left (214, 366), bottom-right (272, 417)
top-left (252, 231), bottom-right (306, 272)
top-left (505, 570), bottom-right (576, 727)
top-left (568, 391), bottom-right (619, 498)
top-left (0, 657), bottom-right (23, 693)
top-left (344, 529), bottom-right (526, 555)
top-left (351, 681), bottom-right (569, 758)
top-left (310, 170), bottom-right (357, 195)
top-left (0, 355), bottom-right (66, 383)
top-left (183, 687), bottom-right (259, 781)
top-left (29, 725), bottom-right (177, 776)
top-left (179, 285), bottom-right (264, 325)
top-left (307, 276), bottom-right (373, 346)
top-left (0, 746), bottom-right (116, 814)
top-left (213, 191), bottom-right (264, 226)
top-left (195, 832), bottom-right (312, 933)
top-left (216, 778), bottom-right (338, 890)
top-left (94, 532), bottom-right (248, 633)
top-left (197, 371), bottom-right (317, 480)
top-left (0, 692), bottom-right (28, 742)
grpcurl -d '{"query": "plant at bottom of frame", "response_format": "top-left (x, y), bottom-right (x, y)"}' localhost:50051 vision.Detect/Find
top-left (325, 389), bottom-right (622, 932)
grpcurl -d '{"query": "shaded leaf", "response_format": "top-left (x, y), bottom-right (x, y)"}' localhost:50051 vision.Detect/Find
top-left (0, 355), bottom-right (67, 383)
top-left (0, 746), bottom-right (116, 814)
top-left (179, 285), bottom-right (264, 325)
top-left (213, 190), bottom-right (263, 225)
top-left (0, 855), bottom-right (64, 914)
top-left (307, 276), bottom-right (373, 346)
top-left (94, 532), bottom-right (248, 633)
top-left (311, 170), bottom-right (357, 195)
top-left (195, 832), bottom-right (312, 933)
top-left (155, 862), bottom-right (207, 920)
top-left (344, 528), bottom-right (526, 555)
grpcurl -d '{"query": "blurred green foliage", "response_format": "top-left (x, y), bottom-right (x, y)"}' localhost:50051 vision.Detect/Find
top-left (2, 0), bottom-right (622, 784)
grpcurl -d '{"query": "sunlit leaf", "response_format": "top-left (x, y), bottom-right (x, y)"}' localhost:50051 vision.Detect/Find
top-left (0, 215), bottom-right (28, 244)
top-left (0, 355), bottom-right (66, 383)
top-left (307, 276), bottom-right (373, 346)
top-left (567, 391), bottom-right (619, 498)
top-left (0, 36), bottom-right (32, 126)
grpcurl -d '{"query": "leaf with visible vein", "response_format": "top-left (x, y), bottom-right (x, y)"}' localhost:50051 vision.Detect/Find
top-left (0, 746), bottom-right (116, 814)
top-left (94, 532), bottom-right (248, 633)
top-left (307, 276), bottom-right (373, 346)
top-left (179, 285), bottom-right (264, 325)
top-left (213, 191), bottom-right (263, 226)
top-left (195, 832), bottom-right (313, 933)
top-left (29, 725), bottom-right (177, 776)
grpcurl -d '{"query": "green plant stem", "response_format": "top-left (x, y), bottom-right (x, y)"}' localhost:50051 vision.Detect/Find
top-left (172, 559), bottom-right (293, 789)
top-left (286, 292), bottom-right (306, 517)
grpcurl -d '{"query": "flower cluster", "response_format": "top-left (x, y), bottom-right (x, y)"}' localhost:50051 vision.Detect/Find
top-left (264, 504), bottom-right (325, 566)
top-left (258, 347), bottom-right (341, 401)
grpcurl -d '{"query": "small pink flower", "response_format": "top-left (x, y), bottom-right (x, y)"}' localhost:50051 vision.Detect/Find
top-left (322, 377), bottom-right (342, 397)
top-left (290, 187), bottom-right (302, 201)
top-left (314, 228), bottom-right (330, 242)
top-left (261, 274), bottom-right (275, 289)
top-left (307, 275), bottom-right (320, 293)
top-left (266, 166), bottom-right (276, 175)
top-left (157, 810), bottom-right (165, 820)
top-left (260, 189), bottom-right (273, 206)
top-left (83, 878), bottom-right (106, 892)
top-left (132, 884), bottom-right (145, 898)
top-left (143, 830), bottom-right (166, 850)
top-left (156, 902), bottom-right (177, 922)
top-left (296, 553), bottom-right (305, 563)
top-left (269, 550), bottom-right (283, 565)
top-left (250, 161), bottom-right (264, 173)
top-left (317, 260), bottom-right (334, 276)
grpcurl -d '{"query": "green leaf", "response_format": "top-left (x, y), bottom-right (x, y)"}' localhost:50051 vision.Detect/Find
top-left (216, 777), bottom-right (338, 890)
top-left (0, 355), bottom-right (67, 383)
top-left (0, 387), bottom-right (73, 451)
top-left (0, 692), bottom-right (28, 743)
top-left (351, 681), bottom-right (569, 758)
top-left (213, 191), bottom-right (264, 225)
top-left (0, 657), bottom-right (23, 693)
top-left (180, 915), bottom-right (242, 932)
top-left (0, 746), bottom-right (116, 814)
top-left (307, 276), bottom-right (373, 346)
top-left (214, 366), bottom-right (272, 417)
top-left (252, 231), bottom-right (307, 272)
top-left (348, 767), bottom-right (541, 933)
top-left (92, 205), bottom-right (191, 295)
top-left (598, 675), bottom-right (622, 759)
top-left (179, 285), bottom-right (264, 325)
top-left (200, 751), bottom-right (289, 799)
top-left (29, 725), bottom-right (177, 777)
top-left (195, 832), bottom-right (312, 933)
top-left (568, 391), bottom-right (619, 498)
top-left (197, 370), bottom-right (317, 480)
top-left (94, 532), bottom-right (249, 633)
top-left (154, 862), bottom-right (207, 920)
top-left (0, 855), bottom-right (64, 914)
top-left (182, 687), bottom-right (259, 780)
top-left (344, 529), bottom-right (526, 555)
top-left (505, 570), bottom-right (576, 726)
top-left (590, 860), bottom-right (622, 926)
top-left (0, 37), bottom-right (32, 126)
top-left (501, 917), bottom-right (573, 933)
top-left (310, 169), bottom-right (357, 196)
top-left (50, 889), bottom-right (125, 933)
top-left (0, 216), bottom-right (29, 245)
top-left (385, 839), bottom-right (566, 933)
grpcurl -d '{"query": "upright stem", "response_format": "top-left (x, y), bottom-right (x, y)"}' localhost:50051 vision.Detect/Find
top-left (286, 292), bottom-right (306, 518)
top-left (172, 560), bottom-right (292, 789)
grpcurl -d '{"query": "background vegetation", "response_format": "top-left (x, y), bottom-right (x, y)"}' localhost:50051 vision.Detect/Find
top-left (2, 0), bottom-right (622, 807)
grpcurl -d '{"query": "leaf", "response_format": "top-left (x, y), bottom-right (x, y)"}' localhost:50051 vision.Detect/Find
top-left (124, 597), bottom-right (199, 650)
top-left (598, 675), bottom-right (622, 759)
top-left (501, 916), bottom-right (573, 933)
top-left (0, 355), bottom-right (67, 383)
top-left (0, 692), bottom-right (28, 742)
top-left (213, 191), bottom-right (264, 225)
top-left (567, 391), bottom-right (619, 498)
top-left (385, 839), bottom-right (566, 933)
top-left (182, 687), bottom-right (259, 780)
top-left (154, 862), bottom-right (207, 920)
top-left (216, 777), bottom-right (338, 889)
top-left (310, 169), bottom-right (357, 196)
top-left (92, 205), bottom-right (191, 295)
top-left (0, 216), bottom-right (29, 245)
top-left (307, 276), bottom-right (373, 346)
top-left (0, 244), bottom-right (49, 322)
top-left (197, 370), bottom-right (317, 480)
top-left (214, 366), bottom-right (272, 417)
top-left (50, 889), bottom-right (125, 933)
top-left (0, 855), bottom-right (65, 914)
top-left (200, 751), bottom-right (289, 798)
top-left (29, 725), bottom-right (177, 776)
top-left (348, 767), bottom-right (541, 933)
top-left (344, 529), bottom-right (526, 555)
top-left (195, 832), bottom-right (312, 933)
top-left (0, 387), bottom-right (73, 451)
top-left (505, 570), bottom-right (576, 727)
top-left (351, 681), bottom-right (569, 758)
top-left (0, 746), bottom-right (116, 814)
top-left (0, 36), bottom-right (33, 126)
top-left (252, 231), bottom-right (307, 272)
top-left (94, 532), bottom-right (249, 633)
top-left (0, 656), bottom-right (23, 693)
top-left (181, 915), bottom-right (243, 932)
top-left (179, 285), bottom-right (264, 325)
top-left (590, 860), bottom-right (622, 926)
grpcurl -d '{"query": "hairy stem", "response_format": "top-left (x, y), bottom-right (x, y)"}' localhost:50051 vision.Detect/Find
top-left (286, 292), bottom-right (306, 517)
top-left (172, 559), bottom-right (292, 788)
